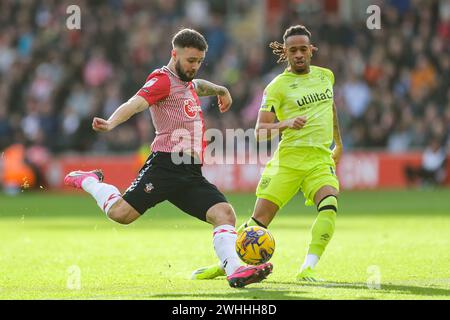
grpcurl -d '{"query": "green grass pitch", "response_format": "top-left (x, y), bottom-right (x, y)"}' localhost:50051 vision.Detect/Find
top-left (0, 189), bottom-right (449, 300)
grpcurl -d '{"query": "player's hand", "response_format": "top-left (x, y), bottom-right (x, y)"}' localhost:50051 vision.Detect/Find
top-left (218, 88), bottom-right (232, 113)
top-left (92, 117), bottom-right (112, 132)
top-left (332, 144), bottom-right (343, 165)
top-left (285, 116), bottom-right (307, 130)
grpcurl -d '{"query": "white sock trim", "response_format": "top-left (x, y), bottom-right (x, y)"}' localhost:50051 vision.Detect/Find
top-left (82, 179), bottom-right (122, 214)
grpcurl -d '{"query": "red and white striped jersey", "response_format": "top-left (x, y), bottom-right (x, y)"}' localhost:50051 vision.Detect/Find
top-left (136, 66), bottom-right (205, 160)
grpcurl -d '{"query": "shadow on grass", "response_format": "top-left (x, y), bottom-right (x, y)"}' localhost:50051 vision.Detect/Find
top-left (274, 281), bottom-right (450, 297)
top-left (147, 288), bottom-right (320, 300)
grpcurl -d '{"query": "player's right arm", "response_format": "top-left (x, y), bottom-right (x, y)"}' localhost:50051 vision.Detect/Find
top-left (255, 111), bottom-right (307, 141)
top-left (92, 72), bottom-right (170, 132)
top-left (255, 80), bottom-right (307, 140)
top-left (92, 96), bottom-right (149, 132)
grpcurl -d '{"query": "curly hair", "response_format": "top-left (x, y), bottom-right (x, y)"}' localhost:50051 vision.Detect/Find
top-left (269, 25), bottom-right (312, 63)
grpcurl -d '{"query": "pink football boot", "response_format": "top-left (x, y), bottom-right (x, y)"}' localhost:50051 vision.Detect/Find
top-left (64, 169), bottom-right (104, 189)
top-left (227, 262), bottom-right (273, 288)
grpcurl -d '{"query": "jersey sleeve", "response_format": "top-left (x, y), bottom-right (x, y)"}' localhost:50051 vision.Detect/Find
top-left (260, 81), bottom-right (281, 113)
top-left (325, 68), bottom-right (335, 86)
top-left (136, 72), bottom-right (170, 106)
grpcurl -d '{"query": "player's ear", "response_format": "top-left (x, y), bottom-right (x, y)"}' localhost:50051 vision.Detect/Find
top-left (171, 49), bottom-right (177, 60)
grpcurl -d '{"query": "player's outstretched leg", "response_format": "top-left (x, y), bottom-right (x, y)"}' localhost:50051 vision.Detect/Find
top-left (297, 192), bottom-right (338, 282)
top-left (205, 202), bottom-right (272, 288)
top-left (64, 169), bottom-right (139, 224)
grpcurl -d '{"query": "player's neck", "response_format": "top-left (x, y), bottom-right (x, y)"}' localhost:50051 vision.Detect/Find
top-left (288, 65), bottom-right (310, 75)
top-left (167, 59), bottom-right (178, 77)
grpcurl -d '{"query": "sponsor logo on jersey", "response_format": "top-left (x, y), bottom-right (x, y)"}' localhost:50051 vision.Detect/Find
top-left (296, 88), bottom-right (333, 108)
top-left (183, 99), bottom-right (202, 118)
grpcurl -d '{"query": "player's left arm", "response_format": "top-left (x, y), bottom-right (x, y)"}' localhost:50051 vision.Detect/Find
top-left (332, 101), bottom-right (343, 165)
top-left (193, 79), bottom-right (232, 113)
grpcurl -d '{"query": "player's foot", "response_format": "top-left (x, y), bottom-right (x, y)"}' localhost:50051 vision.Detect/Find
top-left (296, 267), bottom-right (324, 282)
top-left (227, 263), bottom-right (273, 288)
top-left (64, 169), bottom-right (104, 189)
top-left (191, 263), bottom-right (226, 280)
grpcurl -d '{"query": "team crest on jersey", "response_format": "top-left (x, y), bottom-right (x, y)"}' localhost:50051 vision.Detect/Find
top-left (183, 98), bottom-right (202, 118)
top-left (144, 182), bottom-right (154, 193)
top-left (259, 177), bottom-right (271, 190)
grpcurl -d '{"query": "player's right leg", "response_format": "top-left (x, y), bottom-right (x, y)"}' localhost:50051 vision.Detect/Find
top-left (64, 169), bottom-right (140, 224)
top-left (237, 198), bottom-right (279, 233)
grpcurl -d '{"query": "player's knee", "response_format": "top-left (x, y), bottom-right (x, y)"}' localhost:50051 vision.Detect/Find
top-left (218, 203), bottom-right (236, 226)
top-left (107, 200), bottom-right (137, 225)
top-left (314, 186), bottom-right (339, 205)
top-left (317, 194), bottom-right (338, 214)
top-left (107, 209), bottom-right (130, 224)
top-left (206, 202), bottom-right (236, 226)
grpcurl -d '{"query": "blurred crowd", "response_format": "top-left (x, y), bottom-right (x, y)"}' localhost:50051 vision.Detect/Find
top-left (0, 0), bottom-right (449, 156)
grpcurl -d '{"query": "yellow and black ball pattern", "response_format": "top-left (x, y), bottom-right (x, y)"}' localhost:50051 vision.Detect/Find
top-left (236, 226), bottom-right (275, 265)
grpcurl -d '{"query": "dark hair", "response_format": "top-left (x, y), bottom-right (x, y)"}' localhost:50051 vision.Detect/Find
top-left (269, 25), bottom-right (312, 63)
top-left (172, 28), bottom-right (208, 51)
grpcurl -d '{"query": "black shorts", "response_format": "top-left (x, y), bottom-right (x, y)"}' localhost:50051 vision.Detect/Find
top-left (122, 152), bottom-right (228, 221)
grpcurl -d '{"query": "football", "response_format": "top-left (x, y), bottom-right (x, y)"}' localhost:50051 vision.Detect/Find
top-left (236, 226), bottom-right (275, 265)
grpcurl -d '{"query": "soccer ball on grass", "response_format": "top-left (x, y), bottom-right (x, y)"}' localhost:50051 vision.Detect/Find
top-left (236, 226), bottom-right (275, 265)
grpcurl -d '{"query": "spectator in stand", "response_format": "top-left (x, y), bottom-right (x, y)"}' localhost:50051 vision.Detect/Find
top-left (405, 137), bottom-right (448, 187)
top-left (0, 0), bottom-right (448, 156)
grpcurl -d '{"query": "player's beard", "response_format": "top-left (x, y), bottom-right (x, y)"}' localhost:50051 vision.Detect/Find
top-left (291, 60), bottom-right (309, 74)
top-left (290, 55), bottom-right (310, 74)
top-left (175, 60), bottom-right (195, 82)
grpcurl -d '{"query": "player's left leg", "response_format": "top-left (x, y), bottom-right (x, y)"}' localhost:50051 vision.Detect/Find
top-left (192, 170), bottom-right (301, 281)
top-left (191, 198), bottom-right (278, 282)
top-left (297, 185), bottom-right (338, 282)
top-left (296, 151), bottom-right (340, 281)
top-left (205, 203), bottom-right (273, 288)
top-left (204, 202), bottom-right (241, 280)
top-left (189, 202), bottom-right (232, 280)
top-left (170, 177), bottom-right (272, 287)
